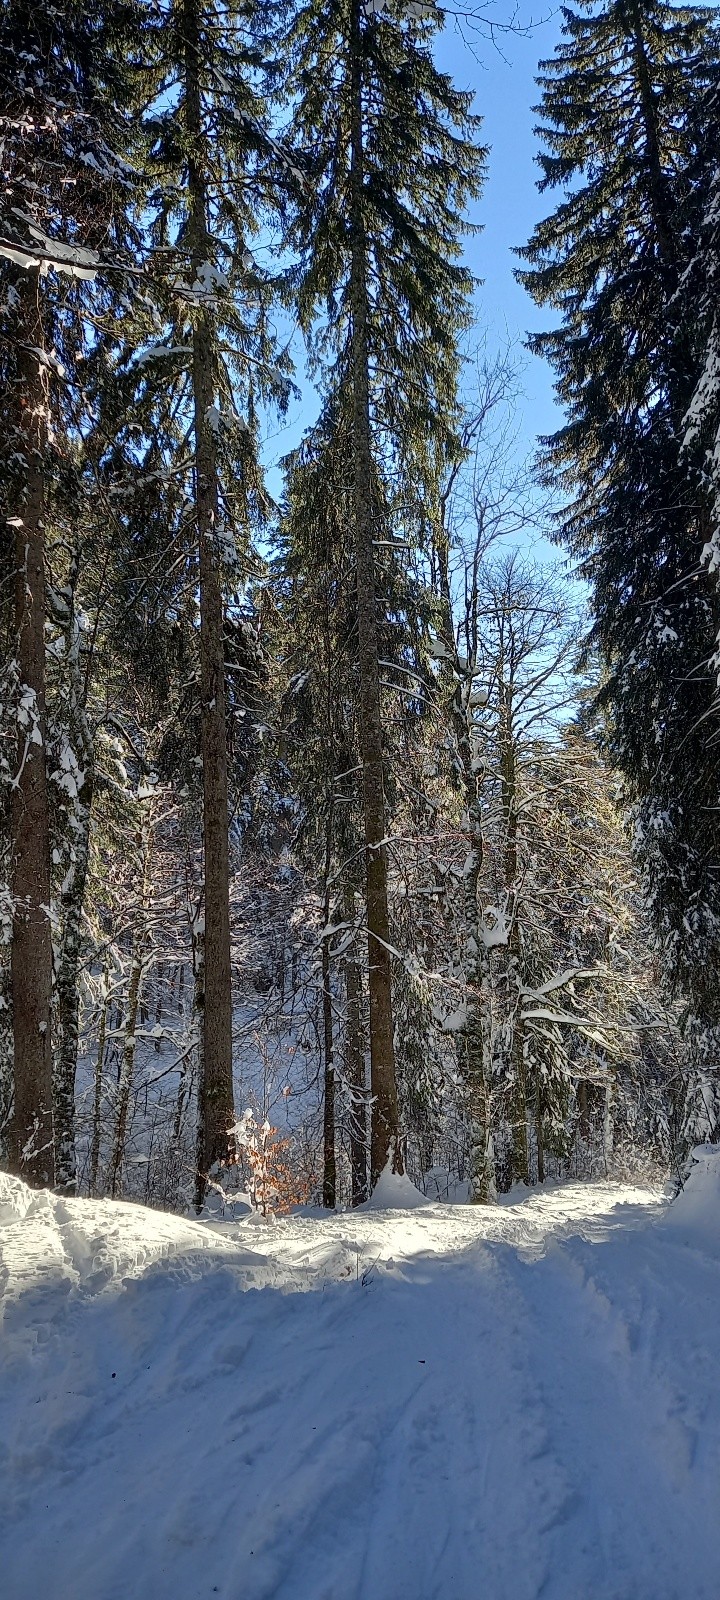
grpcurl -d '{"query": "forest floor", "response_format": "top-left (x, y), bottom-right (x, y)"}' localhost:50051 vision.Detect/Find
top-left (1, 1156), bottom-right (719, 1600)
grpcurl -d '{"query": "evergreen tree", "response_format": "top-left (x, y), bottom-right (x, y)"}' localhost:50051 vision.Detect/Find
top-left (282, 0), bottom-right (485, 1184)
top-left (518, 0), bottom-right (720, 1089)
top-left (133, 0), bottom-right (292, 1200)
top-left (276, 413), bottom-right (363, 1207)
top-left (0, 0), bottom-right (139, 1185)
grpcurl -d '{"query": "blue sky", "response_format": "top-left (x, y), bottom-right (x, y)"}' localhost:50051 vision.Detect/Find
top-left (437, 4), bottom-right (564, 452)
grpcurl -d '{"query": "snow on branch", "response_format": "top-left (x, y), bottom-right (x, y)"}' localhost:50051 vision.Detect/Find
top-left (0, 219), bottom-right (100, 280)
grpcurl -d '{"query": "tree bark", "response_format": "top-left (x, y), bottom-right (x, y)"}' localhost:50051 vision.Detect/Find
top-left (8, 272), bottom-right (55, 1188)
top-left (184, 0), bottom-right (235, 1197)
top-left (190, 922), bottom-right (206, 1210)
top-left (499, 676), bottom-right (528, 1186)
top-left (603, 1071), bottom-right (616, 1173)
top-left (321, 823), bottom-right (336, 1207)
top-left (578, 1078), bottom-right (590, 1144)
top-left (321, 933), bottom-right (336, 1207)
top-left (53, 558), bottom-right (95, 1192)
top-left (154, 961), bottom-right (165, 1052)
top-left (88, 960), bottom-right (110, 1195)
top-left (344, 884), bottom-right (367, 1206)
top-left (110, 808), bottom-right (153, 1197)
top-left (349, 0), bottom-right (400, 1187)
top-left (460, 790), bottom-right (496, 1203)
top-left (536, 1067), bottom-right (545, 1185)
top-left (434, 511), bottom-right (495, 1198)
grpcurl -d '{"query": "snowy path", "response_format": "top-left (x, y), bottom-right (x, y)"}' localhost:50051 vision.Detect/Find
top-left (1, 1166), bottom-right (719, 1600)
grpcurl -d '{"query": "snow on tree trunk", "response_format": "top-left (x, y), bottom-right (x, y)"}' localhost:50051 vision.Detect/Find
top-left (8, 272), bottom-right (55, 1189)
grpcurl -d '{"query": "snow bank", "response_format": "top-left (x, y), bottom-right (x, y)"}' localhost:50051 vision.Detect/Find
top-left (361, 1163), bottom-right (430, 1210)
top-left (0, 1171), bottom-right (265, 1311)
top-left (663, 1143), bottom-right (720, 1253)
top-left (0, 1170), bottom-right (36, 1223)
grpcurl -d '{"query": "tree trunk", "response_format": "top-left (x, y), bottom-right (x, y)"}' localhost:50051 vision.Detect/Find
top-left (110, 809), bottom-right (153, 1197)
top-left (434, 501), bottom-right (495, 1198)
top-left (154, 961), bottom-right (165, 1052)
top-left (53, 561), bottom-right (95, 1192)
top-left (191, 924), bottom-right (207, 1212)
top-left (460, 792), bottom-right (496, 1203)
top-left (499, 677), bottom-right (528, 1186)
top-left (536, 1067), bottom-right (545, 1185)
top-left (509, 1010), bottom-right (529, 1184)
top-left (344, 884), bottom-right (367, 1206)
top-left (321, 932), bottom-right (336, 1207)
top-left (578, 1078), bottom-right (590, 1144)
top-left (321, 827), bottom-right (336, 1207)
top-left (603, 1072), bottom-right (616, 1172)
top-left (184, 0), bottom-right (235, 1197)
top-left (349, 0), bottom-right (400, 1188)
top-left (8, 273), bottom-right (55, 1188)
top-left (89, 960), bottom-right (110, 1196)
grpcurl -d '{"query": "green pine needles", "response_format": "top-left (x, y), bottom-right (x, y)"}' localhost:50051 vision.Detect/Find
top-left (282, 0), bottom-right (486, 490)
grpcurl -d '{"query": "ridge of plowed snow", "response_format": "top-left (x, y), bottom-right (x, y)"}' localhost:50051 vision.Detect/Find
top-left (1, 1164), bottom-right (719, 1600)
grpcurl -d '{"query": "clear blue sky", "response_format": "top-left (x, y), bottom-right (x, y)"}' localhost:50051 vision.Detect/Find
top-left (437, 3), bottom-right (564, 453)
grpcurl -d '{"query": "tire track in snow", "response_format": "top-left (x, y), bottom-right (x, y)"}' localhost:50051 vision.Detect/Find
top-left (501, 1229), bottom-right (720, 1600)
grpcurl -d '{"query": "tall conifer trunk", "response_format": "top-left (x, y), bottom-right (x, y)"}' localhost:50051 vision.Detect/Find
top-left (53, 558), bottom-right (95, 1192)
top-left (88, 959), bottom-right (110, 1196)
top-left (499, 675), bottom-right (528, 1186)
top-left (183, 0), bottom-right (235, 1196)
top-left (460, 788), bottom-right (495, 1203)
top-left (110, 805), bottom-right (154, 1197)
top-left (435, 529), bottom-right (494, 1200)
top-left (343, 881), bottom-right (367, 1205)
top-left (321, 817), bottom-right (336, 1207)
top-left (54, 761), bottom-right (93, 1192)
top-left (321, 936), bottom-right (337, 1207)
top-left (8, 273), bottom-right (55, 1188)
top-left (349, 0), bottom-right (400, 1186)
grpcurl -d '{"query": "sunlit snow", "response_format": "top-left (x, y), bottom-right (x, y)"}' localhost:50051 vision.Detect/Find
top-left (1, 1157), bottom-right (719, 1599)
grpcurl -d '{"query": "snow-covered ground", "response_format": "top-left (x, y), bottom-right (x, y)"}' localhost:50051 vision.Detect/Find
top-left (2, 1155), bottom-right (719, 1600)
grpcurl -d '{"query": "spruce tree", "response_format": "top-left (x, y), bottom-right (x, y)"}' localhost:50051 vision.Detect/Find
top-left (683, 82), bottom-right (720, 565)
top-left (518, 0), bottom-right (720, 1096)
top-left (0, 0), bottom-right (139, 1186)
top-left (135, 0), bottom-right (292, 1200)
top-left (276, 413), bottom-right (362, 1206)
top-left (282, 0), bottom-right (484, 1184)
